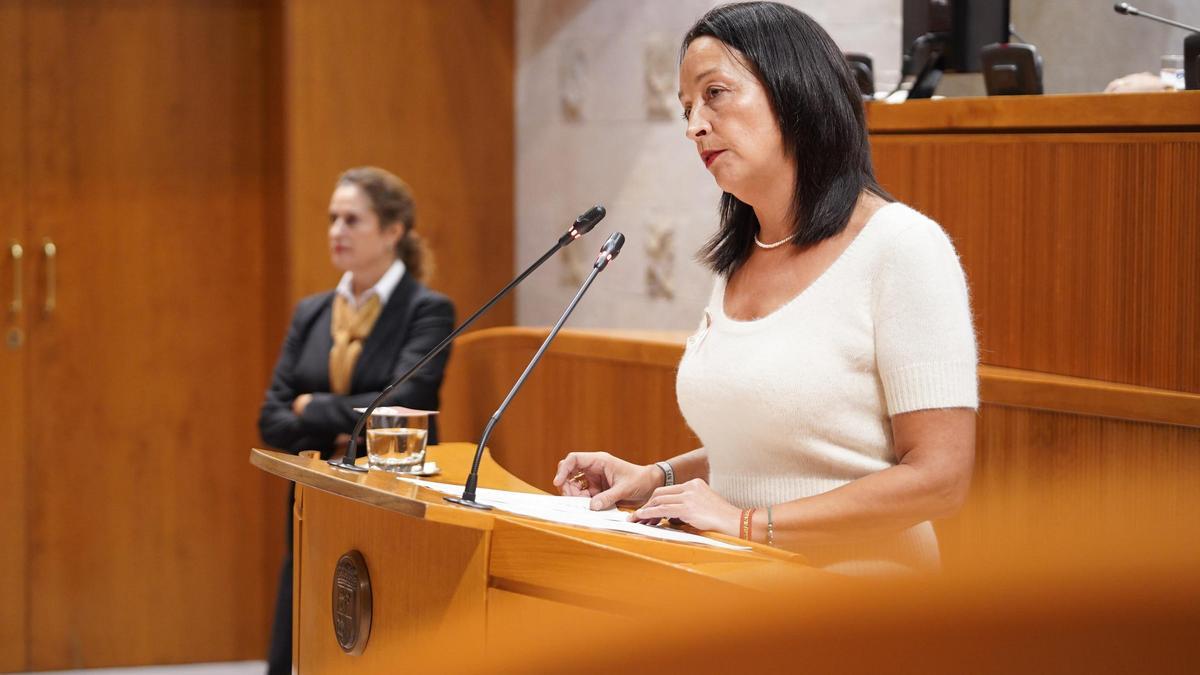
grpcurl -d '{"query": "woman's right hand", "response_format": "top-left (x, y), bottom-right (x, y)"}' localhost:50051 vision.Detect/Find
top-left (553, 451), bottom-right (662, 511)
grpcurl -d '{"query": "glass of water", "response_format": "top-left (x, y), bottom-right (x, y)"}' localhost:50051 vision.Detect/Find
top-left (361, 407), bottom-right (433, 473)
top-left (1161, 54), bottom-right (1185, 90)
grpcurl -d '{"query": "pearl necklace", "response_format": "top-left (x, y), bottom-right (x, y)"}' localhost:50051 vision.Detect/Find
top-left (753, 231), bottom-right (793, 250)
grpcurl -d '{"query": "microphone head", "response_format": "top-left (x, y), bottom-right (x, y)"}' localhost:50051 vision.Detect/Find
top-left (1114, 3), bottom-right (1134, 15)
top-left (593, 232), bottom-right (625, 270)
top-left (603, 231), bottom-right (626, 257)
top-left (573, 205), bottom-right (607, 235)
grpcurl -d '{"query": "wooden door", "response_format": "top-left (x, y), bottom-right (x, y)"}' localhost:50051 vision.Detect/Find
top-left (0, 0), bottom-right (29, 670)
top-left (23, 2), bottom-right (285, 669)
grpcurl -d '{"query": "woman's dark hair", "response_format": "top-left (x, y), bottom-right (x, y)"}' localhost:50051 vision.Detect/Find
top-left (337, 166), bottom-right (434, 282)
top-left (682, 2), bottom-right (892, 277)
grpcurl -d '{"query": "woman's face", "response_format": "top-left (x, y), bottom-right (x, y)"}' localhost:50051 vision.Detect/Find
top-left (678, 36), bottom-right (788, 201)
top-left (328, 183), bottom-right (402, 274)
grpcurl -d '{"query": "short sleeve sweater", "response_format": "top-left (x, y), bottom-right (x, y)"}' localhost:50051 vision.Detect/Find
top-left (675, 202), bottom-right (978, 574)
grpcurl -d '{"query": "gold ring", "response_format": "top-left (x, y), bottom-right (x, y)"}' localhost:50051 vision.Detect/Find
top-left (569, 471), bottom-right (590, 491)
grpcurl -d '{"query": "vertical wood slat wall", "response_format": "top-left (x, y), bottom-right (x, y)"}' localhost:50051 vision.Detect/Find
top-left (0, 1), bottom-right (29, 671)
top-left (0, 1), bottom-right (514, 671)
top-left (866, 94), bottom-right (1200, 567)
top-left (10, 1), bottom-right (285, 670)
top-left (871, 132), bottom-right (1200, 393)
top-left (283, 0), bottom-right (515, 320)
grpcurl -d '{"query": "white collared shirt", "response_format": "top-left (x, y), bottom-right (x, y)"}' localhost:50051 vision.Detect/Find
top-left (335, 259), bottom-right (406, 310)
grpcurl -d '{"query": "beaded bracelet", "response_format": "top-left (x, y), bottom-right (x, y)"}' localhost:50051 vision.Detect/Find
top-left (740, 507), bottom-right (757, 541)
top-left (767, 505), bottom-right (775, 546)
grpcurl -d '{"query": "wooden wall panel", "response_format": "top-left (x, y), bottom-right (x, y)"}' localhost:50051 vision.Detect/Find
top-left (23, 2), bottom-right (285, 669)
top-left (0, 1), bottom-right (28, 670)
top-left (937, 404), bottom-right (1200, 572)
top-left (871, 133), bottom-right (1200, 393)
top-left (440, 330), bottom-right (700, 492)
top-left (283, 0), bottom-right (515, 329)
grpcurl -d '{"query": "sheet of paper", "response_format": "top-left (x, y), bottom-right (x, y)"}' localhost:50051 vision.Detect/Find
top-left (402, 478), bottom-right (750, 551)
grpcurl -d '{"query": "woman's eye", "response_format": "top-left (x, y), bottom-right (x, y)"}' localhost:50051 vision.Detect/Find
top-left (680, 107), bottom-right (691, 121)
top-left (706, 86), bottom-right (723, 99)
top-left (345, 216), bottom-right (358, 226)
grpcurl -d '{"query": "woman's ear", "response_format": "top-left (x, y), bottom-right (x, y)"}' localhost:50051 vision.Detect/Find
top-left (384, 220), bottom-right (406, 247)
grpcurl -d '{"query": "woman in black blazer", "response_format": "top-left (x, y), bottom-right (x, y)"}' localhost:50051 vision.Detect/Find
top-left (258, 167), bottom-right (455, 674)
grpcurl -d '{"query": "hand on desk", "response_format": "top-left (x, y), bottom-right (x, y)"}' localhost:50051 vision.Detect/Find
top-left (1104, 72), bottom-right (1172, 93)
top-left (553, 451), bottom-right (660, 510)
top-left (629, 479), bottom-right (741, 537)
top-left (292, 393), bottom-right (313, 416)
top-left (554, 452), bottom-right (741, 537)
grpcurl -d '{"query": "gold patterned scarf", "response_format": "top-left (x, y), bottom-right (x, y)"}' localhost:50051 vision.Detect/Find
top-left (328, 294), bottom-right (382, 394)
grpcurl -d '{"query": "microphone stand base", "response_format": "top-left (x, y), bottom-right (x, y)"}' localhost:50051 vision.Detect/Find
top-left (328, 458), bottom-right (368, 473)
top-left (444, 496), bottom-right (493, 510)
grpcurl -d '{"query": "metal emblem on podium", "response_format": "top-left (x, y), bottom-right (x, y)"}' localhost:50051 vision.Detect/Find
top-left (332, 550), bottom-right (372, 655)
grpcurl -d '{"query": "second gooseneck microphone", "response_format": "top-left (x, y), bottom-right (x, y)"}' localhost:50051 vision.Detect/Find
top-left (329, 205), bottom-right (606, 472)
top-left (1114, 3), bottom-right (1200, 33)
top-left (446, 232), bottom-right (626, 509)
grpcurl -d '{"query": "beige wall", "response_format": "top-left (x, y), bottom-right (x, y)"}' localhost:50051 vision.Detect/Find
top-left (514, 0), bottom-right (1200, 329)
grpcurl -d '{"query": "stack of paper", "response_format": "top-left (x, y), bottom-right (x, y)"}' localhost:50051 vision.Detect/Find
top-left (402, 478), bottom-right (749, 551)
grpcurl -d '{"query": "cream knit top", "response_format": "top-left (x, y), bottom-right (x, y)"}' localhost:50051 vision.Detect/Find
top-left (676, 203), bottom-right (978, 574)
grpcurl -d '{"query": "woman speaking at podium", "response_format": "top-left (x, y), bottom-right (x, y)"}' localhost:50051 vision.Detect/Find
top-left (257, 167), bottom-right (455, 673)
top-left (554, 2), bottom-right (977, 575)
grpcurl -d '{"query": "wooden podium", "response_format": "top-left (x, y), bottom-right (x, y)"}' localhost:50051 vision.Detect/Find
top-left (250, 443), bottom-right (820, 673)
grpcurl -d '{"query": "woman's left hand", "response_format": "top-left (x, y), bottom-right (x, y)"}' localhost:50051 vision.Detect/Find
top-left (292, 393), bottom-right (313, 416)
top-left (630, 479), bottom-right (743, 537)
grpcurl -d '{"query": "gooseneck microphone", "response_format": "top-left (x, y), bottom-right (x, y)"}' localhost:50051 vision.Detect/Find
top-left (446, 232), bottom-right (626, 509)
top-left (1114, 3), bottom-right (1200, 33)
top-left (329, 205), bottom-right (607, 472)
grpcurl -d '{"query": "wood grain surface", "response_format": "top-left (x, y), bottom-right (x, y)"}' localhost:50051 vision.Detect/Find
top-left (262, 442), bottom-right (820, 672)
top-left (866, 91), bottom-right (1200, 133)
top-left (252, 443), bottom-right (802, 565)
top-left (939, 403), bottom-right (1200, 572)
top-left (21, 2), bottom-right (285, 669)
top-left (282, 0), bottom-right (515, 328)
top-left (295, 485), bottom-right (489, 673)
top-left (0, 0), bottom-right (29, 670)
top-left (872, 132), bottom-right (1200, 393)
top-left (440, 329), bottom-right (701, 492)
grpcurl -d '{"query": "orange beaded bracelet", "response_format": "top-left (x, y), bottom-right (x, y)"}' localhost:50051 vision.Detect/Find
top-left (740, 507), bottom-right (757, 541)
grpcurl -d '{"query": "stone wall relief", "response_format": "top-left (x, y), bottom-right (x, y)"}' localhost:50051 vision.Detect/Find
top-left (559, 45), bottom-right (588, 122)
top-left (645, 218), bottom-right (675, 300)
top-left (644, 33), bottom-right (677, 121)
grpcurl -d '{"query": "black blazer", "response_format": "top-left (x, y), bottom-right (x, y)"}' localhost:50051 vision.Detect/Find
top-left (258, 274), bottom-right (455, 454)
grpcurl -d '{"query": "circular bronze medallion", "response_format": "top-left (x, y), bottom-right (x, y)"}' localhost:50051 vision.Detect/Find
top-left (332, 550), bottom-right (372, 655)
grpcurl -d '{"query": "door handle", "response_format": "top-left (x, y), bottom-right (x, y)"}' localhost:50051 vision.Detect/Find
top-left (43, 238), bottom-right (56, 315)
top-left (8, 241), bottom-right (21, 314)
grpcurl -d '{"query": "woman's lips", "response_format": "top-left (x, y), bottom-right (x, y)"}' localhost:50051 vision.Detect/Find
top-left (702, 150), bottom-right (725, 168)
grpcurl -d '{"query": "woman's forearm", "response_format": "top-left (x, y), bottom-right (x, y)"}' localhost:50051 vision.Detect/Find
top-left (762, 458), bottom-right (966, 548)
top-left (661, 447), bottom-right (709, 485)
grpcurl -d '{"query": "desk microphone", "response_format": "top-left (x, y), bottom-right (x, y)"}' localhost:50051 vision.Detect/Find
top-left (1114, 3), bottom-right (1200, 90)
top-left (1114, 3), bottom-right (1200, 32)
top-left (329, 205), bottom-right (607, 473)
top-left (445, 232), bottom-right (626, 509)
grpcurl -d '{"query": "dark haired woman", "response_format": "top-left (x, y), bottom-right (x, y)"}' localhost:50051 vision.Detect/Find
top-left (258, 167), bottom-right (455, 672)
top-left (554, 2), bottom-right (976, 575)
